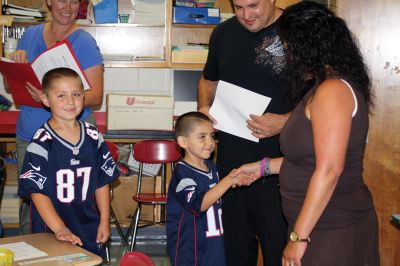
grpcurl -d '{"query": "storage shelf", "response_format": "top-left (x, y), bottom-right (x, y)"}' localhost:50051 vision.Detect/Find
top-left (78, 22), bottom-right (165, 28)
top-left (172, 23), bottom-right (217, 28)
top-left (169, 62), bottom-right (205, 69)
top-left (104, 61), bottom-right (168, 68)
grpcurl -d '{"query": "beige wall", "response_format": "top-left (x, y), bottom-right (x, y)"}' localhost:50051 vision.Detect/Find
top-left (337, 1), bottom-right (400, 265)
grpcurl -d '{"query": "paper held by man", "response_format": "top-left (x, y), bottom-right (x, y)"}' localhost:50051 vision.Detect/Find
top-left (209, 80), bottom-right (271, 142)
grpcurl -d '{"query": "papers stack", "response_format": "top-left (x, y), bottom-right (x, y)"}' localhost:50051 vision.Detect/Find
top-left (2, 4), bottom-right (45, 21)
top-left (133, 0), bottom-right (165, 25)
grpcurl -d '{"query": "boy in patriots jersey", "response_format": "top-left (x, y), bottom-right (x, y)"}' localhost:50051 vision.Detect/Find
top-left (167, 112), bottom-right (252, 266)
top-left (18, 68), bottom-right (119, 257)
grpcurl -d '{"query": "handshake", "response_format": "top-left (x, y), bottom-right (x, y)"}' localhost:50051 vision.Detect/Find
top-left (226, 161), bottom-right (265, 188)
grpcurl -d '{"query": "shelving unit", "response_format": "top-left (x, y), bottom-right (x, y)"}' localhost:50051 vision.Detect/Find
top-left (1, 0), bottom-right (299, 68)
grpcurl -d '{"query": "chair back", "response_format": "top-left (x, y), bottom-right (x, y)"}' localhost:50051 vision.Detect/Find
top-left (0, 157), bottom-right (5, 237)
top-left (133, 140), bottom-right (181, 164)
top-left (120, 251), bottom-right (155, 266)
top-left (105, 141), bottom-right (119, 161)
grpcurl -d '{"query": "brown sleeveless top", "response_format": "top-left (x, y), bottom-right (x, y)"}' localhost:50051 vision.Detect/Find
top-left (279, 80), bottom-right (374, 230)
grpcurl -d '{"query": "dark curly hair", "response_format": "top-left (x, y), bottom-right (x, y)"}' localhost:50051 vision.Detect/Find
top-left (279, 1), bottom-right (373, 110)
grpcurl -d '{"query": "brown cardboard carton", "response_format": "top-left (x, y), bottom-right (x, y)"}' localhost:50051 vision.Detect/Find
top-left (110, 175), bottom-right (161, 227)
top-left (107, 94), bottom-right (174, 131)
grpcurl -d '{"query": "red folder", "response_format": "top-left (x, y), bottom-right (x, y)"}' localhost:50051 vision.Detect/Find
top-left (0, 40), bottom-right (90, 108)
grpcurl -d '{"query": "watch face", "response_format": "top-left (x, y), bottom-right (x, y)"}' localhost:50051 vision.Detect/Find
top-left (290, 232), bottom-right (299, 242)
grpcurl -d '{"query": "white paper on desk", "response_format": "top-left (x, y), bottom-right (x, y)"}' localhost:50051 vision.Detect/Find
top-left (209, 80), bottom-right (271, 142)
top-left (0, 241), bottom-right (48, 261)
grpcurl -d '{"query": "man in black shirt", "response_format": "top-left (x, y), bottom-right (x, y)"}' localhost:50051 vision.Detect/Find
top-left (198, 0), bottom-right (291, 265)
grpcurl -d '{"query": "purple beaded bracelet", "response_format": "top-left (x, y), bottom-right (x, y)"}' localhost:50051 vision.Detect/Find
top-left (260, 157), bottom-right (272, 176)
top-left (260, 157), bottom-right (267, 176)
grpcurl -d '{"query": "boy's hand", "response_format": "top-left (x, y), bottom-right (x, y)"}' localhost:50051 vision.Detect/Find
top-left (55, 227), bottom-right (83, 246)
top-left (236, 174), bottom-right (255, 186)
top-left (228, 169), bottom-right (256, 188)
top-left (96, 221), bottom-right (111, 245)
top-left (233, 162), bottom-right (262, 180)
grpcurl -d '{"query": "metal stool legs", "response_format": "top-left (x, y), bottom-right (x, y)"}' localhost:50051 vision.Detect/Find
top-left (126, 203), bottom-right (142, 252)
top-left (111, 205), bottom-right (128, 248)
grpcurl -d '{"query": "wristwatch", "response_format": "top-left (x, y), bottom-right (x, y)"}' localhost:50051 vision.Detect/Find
top-left (290, 232), bottom-right (311, 243)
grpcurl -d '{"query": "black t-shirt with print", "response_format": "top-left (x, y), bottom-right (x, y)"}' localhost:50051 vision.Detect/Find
top-left (203, 16), bottom-right (291, 169)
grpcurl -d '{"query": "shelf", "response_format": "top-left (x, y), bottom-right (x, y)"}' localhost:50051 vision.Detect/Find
top-left (9, 20), bottom-right (42, 27)
top-left (2, 223), bottom-right (20, 229)
top-left (172, 24), bottom-right (217, 28)
top-left (78, 22), bottom-right (165, 28)
top-left (104, 61), bottom-right (168, 68)
top-left (169, 62), bottom-right (205, 69)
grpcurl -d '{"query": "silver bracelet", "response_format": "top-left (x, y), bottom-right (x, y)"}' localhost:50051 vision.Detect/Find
top-left (264, 157), bottom-right (272, 176)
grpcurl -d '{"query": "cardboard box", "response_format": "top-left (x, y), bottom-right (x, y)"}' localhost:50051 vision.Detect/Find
top-left (111, 175), bottom-right (162, 227)
top-left (107, 94), bottom-right (174, 131)
top-left (171, 48), bottom-right (208, 63)
top-left (173, 7), bottom-right (220, 25)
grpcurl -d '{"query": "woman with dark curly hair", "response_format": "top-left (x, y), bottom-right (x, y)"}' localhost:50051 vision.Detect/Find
top-left (234, 1), bottom-right (380, 265)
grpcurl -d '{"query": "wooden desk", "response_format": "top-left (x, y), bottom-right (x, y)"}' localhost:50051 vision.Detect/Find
top-left (0, 233), bottom-right (102, 266)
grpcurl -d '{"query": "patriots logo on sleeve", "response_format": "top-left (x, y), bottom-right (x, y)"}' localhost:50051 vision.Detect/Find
top-left (20, 170), bottom-right (47, 189)
top-left (176, 178), bottom-right (197, 203)
top-left (101, 157), bottom-right (116, 176)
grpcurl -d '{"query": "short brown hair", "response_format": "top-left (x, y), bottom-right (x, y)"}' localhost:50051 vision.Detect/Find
top-left (175, 111), bottom-right (213, 139)
top-left (42, 67), bottom-right (83, 94)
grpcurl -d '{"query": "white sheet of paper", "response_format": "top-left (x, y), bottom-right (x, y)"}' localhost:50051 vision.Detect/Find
top-left (209, 80), bottom-right (271, 142)
top-left (0, 241), bottom-right (48, 261)
top-left (31, 43), bottom-right (90, 90)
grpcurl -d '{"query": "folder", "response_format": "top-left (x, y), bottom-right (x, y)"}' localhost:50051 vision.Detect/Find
top-left (0, 40), bottom-right (90, 108)
top-left (2, 4), bottom-right (44, 18)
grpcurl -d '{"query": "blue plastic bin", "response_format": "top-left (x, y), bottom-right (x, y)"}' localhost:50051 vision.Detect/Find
top-left (94, 0), bottom-right (118, 24)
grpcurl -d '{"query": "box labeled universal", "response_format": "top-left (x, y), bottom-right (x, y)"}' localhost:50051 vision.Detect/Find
top-left (107, 94), bottom-right (174, 131)
top-left (173, 7), bottom-right (220, 24)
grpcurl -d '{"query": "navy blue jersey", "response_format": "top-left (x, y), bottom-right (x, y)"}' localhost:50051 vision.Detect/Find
top-left (18, 121), bottom-right (119, 256)
top-left (167, 160), bottom-right (226, 266)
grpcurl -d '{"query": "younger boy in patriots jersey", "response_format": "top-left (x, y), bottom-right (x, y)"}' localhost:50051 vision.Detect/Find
top-left (167, 112), bottom-right (252, 266)
top-left (18, 68), bottom-right (119, 257)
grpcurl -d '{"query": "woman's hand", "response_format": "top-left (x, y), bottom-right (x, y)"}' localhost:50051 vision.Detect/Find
top-left (232, 162), bottom-right (262, 181)
top-left (282, 242), bottom-right (308, 266)
top-left (26, 82), bottom-right (44, 103)
top-left (9, 50), bottom-right (28, 63)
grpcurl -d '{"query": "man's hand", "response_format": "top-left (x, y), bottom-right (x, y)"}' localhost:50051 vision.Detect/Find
top-left (247, 112), bottom-right (291, 138)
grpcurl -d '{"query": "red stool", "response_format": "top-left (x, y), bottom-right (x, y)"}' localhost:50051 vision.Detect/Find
top-left (125, 140), bottom-right (181, 251)
top-left (120, 251), bottom-right (155, 266)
